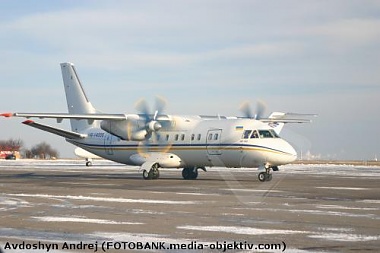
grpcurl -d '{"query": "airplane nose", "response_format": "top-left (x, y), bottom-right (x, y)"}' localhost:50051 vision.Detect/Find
top-left (288, 143), bottom-right (297, 161)
top-left (285, 141), bottom-right (297, 162)
top-left (278, 139), bottom-right (297, 164)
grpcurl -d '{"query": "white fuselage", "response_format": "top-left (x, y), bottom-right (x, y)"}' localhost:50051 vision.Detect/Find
top-left (68, 116), bottom-right (297, 169)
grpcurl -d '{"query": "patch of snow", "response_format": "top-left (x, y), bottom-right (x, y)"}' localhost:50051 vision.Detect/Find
top-left (316, 187), bottom-right (368, 191)
top-left (309, 233), bottom-right (380, 242)
top-left (177, 225), bottom-right (306, 235)
top-left (8, 193), bottom-right (199, 205)
top-left (32, 216), bottom-right (142, 225)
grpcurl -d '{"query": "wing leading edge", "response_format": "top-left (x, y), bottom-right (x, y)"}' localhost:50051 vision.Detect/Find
top-left (3, 112), bottom-right (127, 120)
top-left (22, 120), bottom-right (86, 139)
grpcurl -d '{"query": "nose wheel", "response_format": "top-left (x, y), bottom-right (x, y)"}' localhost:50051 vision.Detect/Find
top-left (258, 167), bottom-right (273, 182)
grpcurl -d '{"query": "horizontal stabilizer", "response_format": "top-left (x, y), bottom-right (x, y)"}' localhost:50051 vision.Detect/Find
top-left (261, 112), bottom-right (317, 123)
top-left (22, 120), bottom-right (87, 139)
top-left (261, 118), bottom-right (312, 123)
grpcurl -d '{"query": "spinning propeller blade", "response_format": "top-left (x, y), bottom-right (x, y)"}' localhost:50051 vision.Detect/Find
top-left (240, 100), bottom-right (266, 119)
top-left (134, 96), bottom-right (171, 155)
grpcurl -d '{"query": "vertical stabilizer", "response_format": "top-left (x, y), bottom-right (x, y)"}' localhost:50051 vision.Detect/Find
top-left (61, 62), bottom-right (97, 132)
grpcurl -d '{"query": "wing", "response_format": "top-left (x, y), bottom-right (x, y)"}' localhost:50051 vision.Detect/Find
top-left (1, 112), bottom-right (171, 121)
top-left (2, 112), bottom-right (172, 141)
top-left (1, 112), bottom-right (128, 121)
top-left (22, 120), bottom-right (86, 139)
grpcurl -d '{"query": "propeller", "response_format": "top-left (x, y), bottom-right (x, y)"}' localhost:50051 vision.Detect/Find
top-left (240, 100), bottom-right (266, 119)
top-left (134, 96), bottom-right (172, 155)
top-left (135, 96), bottom-right (167, 139)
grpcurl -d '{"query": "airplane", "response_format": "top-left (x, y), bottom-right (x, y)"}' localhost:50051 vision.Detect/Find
top-left (1, 62), bottom-right (315, 182)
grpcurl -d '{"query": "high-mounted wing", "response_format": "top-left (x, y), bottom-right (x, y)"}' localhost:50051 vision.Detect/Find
top-left (22, 120), bottom-right (86, 139)
top-left (2, 112), bottom-right (172, 141)
top-left (2, 112), bottom-right (127, 121)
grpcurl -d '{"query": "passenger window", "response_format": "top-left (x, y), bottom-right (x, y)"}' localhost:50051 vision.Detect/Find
top-left (197, 134), bottom-right (201, 141)
top-left (250, 130), bottom-right (259, 138)
top-left (181, 134), bottom-right (185, 141)
top-left (208, 134), bottom-right (213, 140)
top-left (214, 133), bottom-right (218, 140)
top-left (242, 130), bottom-right (252, 139)
top-left (175, 134), bottom-right (179, 141)
top-left (166, 134), bottom-right (169, 141)
top-left (191, 134), bottom-right (195, 141)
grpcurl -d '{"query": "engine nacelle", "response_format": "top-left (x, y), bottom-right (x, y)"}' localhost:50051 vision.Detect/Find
top-left (130, 130), bottom-right (148, 141)
top-left (100, 120), bottom-right (147, 141)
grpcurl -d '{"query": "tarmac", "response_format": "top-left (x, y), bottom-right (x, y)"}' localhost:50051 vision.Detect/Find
top-left (0, 160), bottom-right (379, 253)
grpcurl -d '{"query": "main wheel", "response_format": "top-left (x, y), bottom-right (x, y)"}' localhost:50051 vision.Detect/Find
top-left (152, 166), bottom-right (160, 179)
top-left (143, 163), bottom-right (160, 180)
top-left (143, 169), bottom-right (152, 180)
top-left (182, 167), bottom-right (198, 180)
top-left (190, 169), bottom-right (198, 179)
top-left (182, 168), bottom-right (191, 180)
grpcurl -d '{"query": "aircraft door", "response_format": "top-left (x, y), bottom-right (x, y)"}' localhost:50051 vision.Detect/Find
top-left (104, 134), bottom-right (114, 155)
top-left (103, 122), bottom-right (114, 155)
top-left (206, 129), bottom-right (222, 155)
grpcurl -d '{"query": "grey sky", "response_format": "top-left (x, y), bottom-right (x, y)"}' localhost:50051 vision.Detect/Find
top-left (0, 0), bottom-right (379, 160)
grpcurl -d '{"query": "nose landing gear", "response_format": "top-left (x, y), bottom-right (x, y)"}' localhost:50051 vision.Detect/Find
top-left (258, 172), bottom-right (272, 182)
top-left (258, 166), bottom-right (274, 182)
top-left (142, 163), bottom-right (160, 180)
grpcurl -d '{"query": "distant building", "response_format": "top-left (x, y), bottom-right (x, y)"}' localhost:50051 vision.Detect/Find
top-left (0, 144), bottom-right (21, 159)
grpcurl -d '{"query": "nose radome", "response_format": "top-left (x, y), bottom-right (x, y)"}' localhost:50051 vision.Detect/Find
top-left (286, 141), bottom-right (297, 162)
top-left (279, 139), bottom-right (297, 163)
top-left (287, 142), bottom-right (297, 157)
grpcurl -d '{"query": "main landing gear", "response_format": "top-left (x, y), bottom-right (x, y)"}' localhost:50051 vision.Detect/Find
top-left (142, 163), bottom-right (160, 180)
top-left (182, 166), bottom-right (206, 180)
top-left (142, 165), bottom-right (206, 180)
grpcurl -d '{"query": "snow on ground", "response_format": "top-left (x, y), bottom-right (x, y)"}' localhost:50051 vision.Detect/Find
top-left (1, 159), bottom-right (380, 177)
top-left (8, 193), bottom-right (200, 205)
top-left (177, 225), bottom-right (307, 235)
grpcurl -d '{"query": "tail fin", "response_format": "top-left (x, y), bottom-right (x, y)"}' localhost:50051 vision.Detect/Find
top-left (60, 62), bottom-right (97, 132)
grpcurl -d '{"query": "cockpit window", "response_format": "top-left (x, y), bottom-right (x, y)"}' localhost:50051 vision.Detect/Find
top-left (258, 130), bottom-right (274, 138)
top-left (242, 129), bottom-right (280, 139)
top-left (250, 130), bottom-right (259, 138)
top-left (269, 129), bottom-right (280, 138)
top-left (242, 130), bottom-right (252, 139)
